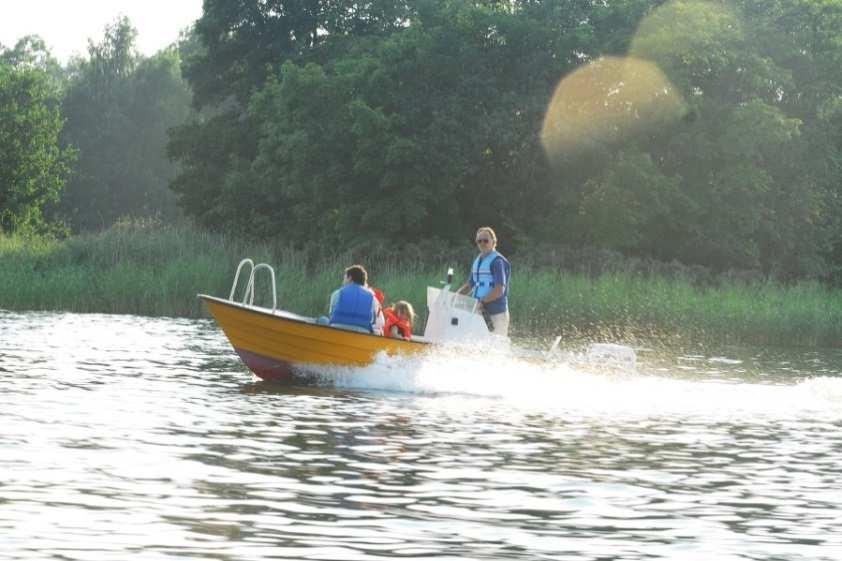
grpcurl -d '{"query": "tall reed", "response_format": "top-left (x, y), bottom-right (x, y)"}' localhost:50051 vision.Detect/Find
top-left (1, 220), bottom-right (840, 347)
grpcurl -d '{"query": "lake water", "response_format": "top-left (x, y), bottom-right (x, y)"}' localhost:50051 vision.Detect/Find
top-left (2, 310), bottom-right (842, 560)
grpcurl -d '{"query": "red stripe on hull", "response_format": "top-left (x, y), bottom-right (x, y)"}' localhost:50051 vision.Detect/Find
top-left (235, 348), bottom-right (297, 382)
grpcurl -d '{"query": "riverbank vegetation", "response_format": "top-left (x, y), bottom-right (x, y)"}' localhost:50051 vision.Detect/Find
top-left (2, 221), bottom-right (840, 348)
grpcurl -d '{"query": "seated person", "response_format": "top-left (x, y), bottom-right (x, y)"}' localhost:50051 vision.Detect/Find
top-left (382, 300), bottom-right (416, 340)
top-left (327, 265), bottom-right (379, 333)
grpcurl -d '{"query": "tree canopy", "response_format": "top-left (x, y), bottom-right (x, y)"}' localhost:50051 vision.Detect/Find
top-left (58, 17), bottom-right (192, 231)
top-left (0, 17), bottom-right (192, 235)
top-left (0, 39), bottom-right (74, 234)
top-left (168, 0), bottom-right (842, 278)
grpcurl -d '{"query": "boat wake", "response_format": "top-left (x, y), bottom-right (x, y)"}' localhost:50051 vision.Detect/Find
top-left (300, 345), bottom-right (842, 420)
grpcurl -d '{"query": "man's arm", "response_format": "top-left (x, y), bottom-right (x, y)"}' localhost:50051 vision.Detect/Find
top-left (479, 285), bottom-right (504, 304)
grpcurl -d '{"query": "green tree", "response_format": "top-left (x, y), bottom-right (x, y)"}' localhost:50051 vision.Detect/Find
top-left (0, 43), bottom-right (74, 234)
top-left (565, 0), bottom-right (839, 275)
top-left (169, 0), bottom-right (842, 279)
top-left (182, 0), bottom-right (414, 109)
top-left (169, 1), bottom-right (418, 243)
top-left (171, 0), bottom-right (600, 247)
top-left (0, 35), bottom-right (64, 82)
top-left (59, 17), bottom-right (192, 231)
top-left (750, 0), bottom-right (842, 278)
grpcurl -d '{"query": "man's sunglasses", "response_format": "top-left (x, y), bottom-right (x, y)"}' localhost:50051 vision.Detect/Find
top-left (475, 238), bottom-right (490, 244)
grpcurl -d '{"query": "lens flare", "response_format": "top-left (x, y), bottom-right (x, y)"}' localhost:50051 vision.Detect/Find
top-left (541, 56), bottom-right (686, 160)
top-left (540, 0), bottom-right (743, 159)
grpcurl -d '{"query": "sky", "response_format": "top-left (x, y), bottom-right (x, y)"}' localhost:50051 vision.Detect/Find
top-left (0, 0), bottom-right (204, 63)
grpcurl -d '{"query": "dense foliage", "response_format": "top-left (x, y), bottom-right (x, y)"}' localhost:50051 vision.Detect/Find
top-left (167, 0), bottom-right (842, 279)
top-left (58, 17), bottom-right (192, 231)
top-left (0, 38), bottom-right (74, 234)
top-left (0, 19), bottom-right (192, 235)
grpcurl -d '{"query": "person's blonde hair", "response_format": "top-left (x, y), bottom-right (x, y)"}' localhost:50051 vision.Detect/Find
top-left (475, 226), bottom-right (497, 247)
top-left (393, 300), bottom-right (416, 326)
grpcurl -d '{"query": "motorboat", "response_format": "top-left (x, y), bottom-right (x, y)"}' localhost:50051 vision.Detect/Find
top-left (200, 259), bottom-right (508, 382)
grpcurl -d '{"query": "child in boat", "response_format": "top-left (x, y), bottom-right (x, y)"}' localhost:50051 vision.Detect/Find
top-left (382, 300), bottom-right (416, 340)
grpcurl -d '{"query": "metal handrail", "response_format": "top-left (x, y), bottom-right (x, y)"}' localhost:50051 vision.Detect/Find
top-left (245, 264), bottom-right (277, 312)
top-left (229, 258), bottom-right (277, 313)
top-left (229, 258), bottom-right (255, 301)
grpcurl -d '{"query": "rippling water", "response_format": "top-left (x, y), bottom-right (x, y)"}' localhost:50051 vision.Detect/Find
top-left (2, 310), bottom-right (842, 560)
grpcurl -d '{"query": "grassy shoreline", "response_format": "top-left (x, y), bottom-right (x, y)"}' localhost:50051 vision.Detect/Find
top-left (2, 221), bottom-right (841, 348)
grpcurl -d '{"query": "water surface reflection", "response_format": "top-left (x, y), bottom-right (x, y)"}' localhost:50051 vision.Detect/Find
top-left (2, 311), bottom-right (842, 560)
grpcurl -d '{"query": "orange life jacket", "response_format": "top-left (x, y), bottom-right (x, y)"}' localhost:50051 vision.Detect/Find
top-left (382, 307), bottom-right (412, 339)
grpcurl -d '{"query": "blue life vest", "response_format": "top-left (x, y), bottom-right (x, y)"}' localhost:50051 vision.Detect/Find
top-left (471, 250), bottom-right (511, 304)
top-left (330, 284), bottom-right (374, 332)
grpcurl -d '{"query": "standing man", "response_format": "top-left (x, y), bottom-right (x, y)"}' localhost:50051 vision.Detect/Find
top-left (457, 226), bottom-right (512, 336)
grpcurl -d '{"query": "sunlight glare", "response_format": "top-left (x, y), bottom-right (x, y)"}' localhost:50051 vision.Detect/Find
top-left (541, 56), bottom-right (686, 160)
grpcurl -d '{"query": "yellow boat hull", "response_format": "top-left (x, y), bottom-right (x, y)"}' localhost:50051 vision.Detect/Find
top-left (200, 295), bottom-right (429, 382)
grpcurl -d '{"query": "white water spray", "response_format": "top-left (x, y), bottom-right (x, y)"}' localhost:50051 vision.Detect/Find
top-left (301, 345), bottom-right (842, 421)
